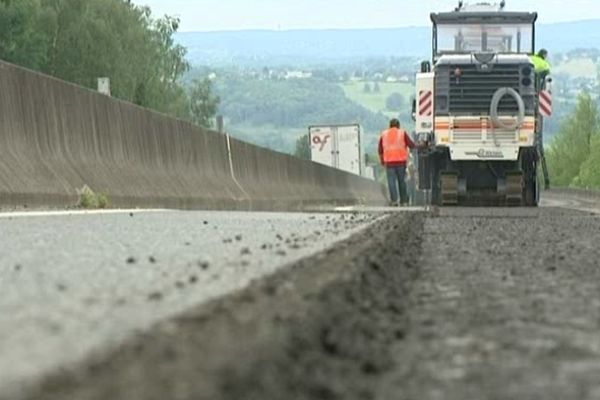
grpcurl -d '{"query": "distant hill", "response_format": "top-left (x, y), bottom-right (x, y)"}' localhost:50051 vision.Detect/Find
top-left (177, 28), bottom-right (430, 65)
top-left (537, 20), bottom-right (600, 53)
top-left (177, 20), bottom-right (600, 66)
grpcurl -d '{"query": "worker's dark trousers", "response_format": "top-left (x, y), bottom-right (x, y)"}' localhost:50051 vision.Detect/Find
top-left (386, 165), bottom-right (408, 205)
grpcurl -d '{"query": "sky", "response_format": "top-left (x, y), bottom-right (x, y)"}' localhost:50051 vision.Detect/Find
top-left (131, 0), bottom-right (600, 32)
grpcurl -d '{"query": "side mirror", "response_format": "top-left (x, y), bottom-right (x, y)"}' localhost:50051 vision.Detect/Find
top-left (411, 98), bottom-right (417, 121)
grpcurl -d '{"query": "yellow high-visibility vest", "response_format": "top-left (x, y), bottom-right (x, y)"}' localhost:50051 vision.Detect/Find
top-left (531, 55), bottom-right (551, 73)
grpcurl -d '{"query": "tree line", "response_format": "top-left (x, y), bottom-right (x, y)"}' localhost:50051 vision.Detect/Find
top-left (0, 0), bottom-right (218, 126)
top-left (216, 76), bottom-right (388, 132)
top-left (547, 92), bottom-right (600, 188)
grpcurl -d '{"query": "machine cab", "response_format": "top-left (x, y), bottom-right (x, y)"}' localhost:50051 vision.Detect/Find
top-left (416, 2), bottom-right (540, 142)
top-left (432, 3), bottom-right (538, 61)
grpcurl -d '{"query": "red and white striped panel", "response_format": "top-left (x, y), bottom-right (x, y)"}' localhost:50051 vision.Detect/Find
top-left (539, 90), bottom-right (553, 117)
top-left (419, 90), bottom-right (433, 117)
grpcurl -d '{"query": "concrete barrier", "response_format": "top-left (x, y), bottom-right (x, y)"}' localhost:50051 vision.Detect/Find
top-left (0, 60), bottom-right (386, 210)
top-left (228, 137), bottom-right (386, 210)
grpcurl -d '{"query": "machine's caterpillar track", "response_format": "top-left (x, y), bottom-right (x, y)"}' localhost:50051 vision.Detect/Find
top-left (441, 173), bottom-right (459, 206)
top-left (439, 172), bottom-right (524, 207)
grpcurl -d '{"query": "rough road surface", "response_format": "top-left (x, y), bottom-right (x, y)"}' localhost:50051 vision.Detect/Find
top-left (7, 203), bottom-right (600, 400)
top-left (0, 210), bottom-right (377, 399)
top-left (381, 207), bottom-right (600, 400)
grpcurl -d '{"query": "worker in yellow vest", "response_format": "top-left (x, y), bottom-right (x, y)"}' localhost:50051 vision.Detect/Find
top-left (531, 49), bottom-right (551, 85)
top-left (378, 119), bottom-right (424, 207)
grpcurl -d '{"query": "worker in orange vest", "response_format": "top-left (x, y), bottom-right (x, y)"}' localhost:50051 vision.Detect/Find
top-left (378, 119), bottom-right (423, 206)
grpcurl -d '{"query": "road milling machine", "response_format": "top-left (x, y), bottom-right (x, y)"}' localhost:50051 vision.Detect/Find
top-left (414, 1), bottom-right (552, 206)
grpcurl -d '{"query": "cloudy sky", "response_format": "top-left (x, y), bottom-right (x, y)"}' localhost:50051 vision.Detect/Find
top-left (130, 0), bottom-right (600, 32)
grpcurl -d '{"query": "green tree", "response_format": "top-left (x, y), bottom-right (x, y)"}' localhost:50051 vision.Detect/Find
top-left (0, 0), bottom-right (221, 123)
top-left (547, 92), bottom-right (599, 187)
top-left (294, 134), bottom-right (310, 160)
top-left (36, 0), bottom-right (193, 116)
top-left (578, 132), bottom-right (600, 188)
top-left (189, 78), bottom-right (220, 128)
top-left (0, 0), bottom-right (48, 69)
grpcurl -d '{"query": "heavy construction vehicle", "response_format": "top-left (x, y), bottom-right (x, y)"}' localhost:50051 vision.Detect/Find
top-left (415, 1), bottom-right (552, 206)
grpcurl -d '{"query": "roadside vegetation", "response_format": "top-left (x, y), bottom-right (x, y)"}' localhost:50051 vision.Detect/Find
top-left (78, 186), bottom-right (109, 209)
top-left (547, 92), bottom-right (600, 189)
top-left (0, 0), bottom-right (218, 127)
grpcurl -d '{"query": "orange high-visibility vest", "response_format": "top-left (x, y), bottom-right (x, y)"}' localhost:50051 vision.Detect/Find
top-left (381, 128), bottom-right (409, 163)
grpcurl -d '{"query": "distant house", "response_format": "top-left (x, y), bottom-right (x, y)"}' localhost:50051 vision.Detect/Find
top-left (285, 70), bottom-right (313, 80)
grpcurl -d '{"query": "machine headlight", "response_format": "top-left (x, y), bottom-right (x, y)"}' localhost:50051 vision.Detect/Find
top-left (522, 77), bottom-right (533, 87)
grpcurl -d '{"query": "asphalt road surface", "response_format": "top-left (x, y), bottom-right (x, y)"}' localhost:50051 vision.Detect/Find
top-left (4, 192), bottom-right (600, 400)
top-left (0, 210), bottom-right (378, 399)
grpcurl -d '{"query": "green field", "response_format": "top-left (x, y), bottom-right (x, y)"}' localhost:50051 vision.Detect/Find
top-left (340, 81), bottom-right (414, 118)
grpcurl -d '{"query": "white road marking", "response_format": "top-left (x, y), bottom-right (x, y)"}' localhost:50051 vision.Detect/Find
top-left (0, 209), bottom-right (173, 219)
top-left (334, 206), bottom-right (427, 212)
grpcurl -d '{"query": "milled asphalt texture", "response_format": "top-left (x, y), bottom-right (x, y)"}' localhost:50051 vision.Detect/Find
top-left (5, 197), bottom-right (600, 400)
top-left (0, 210), bottom-right (377, 400)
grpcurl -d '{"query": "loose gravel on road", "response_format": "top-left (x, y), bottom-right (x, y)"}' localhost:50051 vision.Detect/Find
top-left (382, 207), bottom-right (600, 400)
top-left (0, 210), bottom-right (377, 399)
top-left (17, 212), bottom-right (424, 400)
top-left (8, 205), bottom-right (600, 400)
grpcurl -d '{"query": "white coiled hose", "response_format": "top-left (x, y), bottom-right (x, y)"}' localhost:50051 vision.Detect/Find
top-left (490, 87), bottom-right (525, 131)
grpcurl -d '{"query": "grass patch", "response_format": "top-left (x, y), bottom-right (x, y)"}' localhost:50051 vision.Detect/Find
top-left (340, 81), bottom-right (414, 116)
top-left (78, 186), bottom-right (110, 209)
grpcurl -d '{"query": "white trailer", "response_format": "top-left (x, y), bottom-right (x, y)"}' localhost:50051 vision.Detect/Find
top-left (309, 124), bottom-right (362, 176)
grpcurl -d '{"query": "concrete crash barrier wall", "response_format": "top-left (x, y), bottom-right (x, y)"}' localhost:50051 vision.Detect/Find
top-left (0, 61), bottom-right (386, 210)
top-left (228, 137), bottom-right (386, 210)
